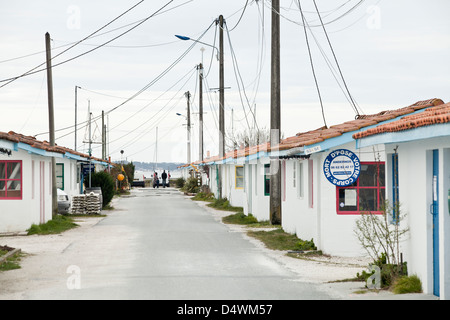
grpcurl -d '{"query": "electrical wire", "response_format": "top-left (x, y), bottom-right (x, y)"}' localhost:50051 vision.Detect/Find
top-left (225, 21), bottom-right (259, 133)
top-left (49, 20), bottom-right (217, 141)
top-left (312, 0), bottom-right (362, 117)
top-left (266, 0), bottom-right (366, 28)
top-left (0, 0), bottom-right (146, 88)
top-left (228, 0), bottom-right (249, 32)
top-left (0, 0), bottom-right (195, 65)
top-left (298, 0), bottom-right (328, 128)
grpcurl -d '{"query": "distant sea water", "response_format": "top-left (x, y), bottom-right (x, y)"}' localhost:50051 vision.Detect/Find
top-left (137, 169), bottom-right (182, 180)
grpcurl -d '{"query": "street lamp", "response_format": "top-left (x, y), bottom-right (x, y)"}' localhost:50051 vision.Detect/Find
top-left (176, 15), bottom-right (225, 199)
top-left (174, 35), bottom-right (219, 61)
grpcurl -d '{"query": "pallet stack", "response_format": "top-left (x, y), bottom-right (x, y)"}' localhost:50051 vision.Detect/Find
top-left (71, 195), bottom-right (86, 215)
top-left (70, 193), bottom-right (101, 215)
top-left (85, 192), bottom-right (101, 215)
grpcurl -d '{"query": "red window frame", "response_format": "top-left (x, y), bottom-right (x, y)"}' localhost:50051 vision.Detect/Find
top-left (336, 161), bottom-right (385, 215)
top-left (0, 160), bottom-right (23, 200)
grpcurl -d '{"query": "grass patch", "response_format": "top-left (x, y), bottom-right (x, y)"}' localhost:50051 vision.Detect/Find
top-left (207, 197), bottom-right (243, 212)
top-left (0, 251), bottom-right (23, 271)
top-left (392, 275), bottom-right (422, 294)
top-left (191, 192), bottom-right (215, 202)
top-left (27, 214), bottom-right (79, 235)
top-left (247, 228), bottom-right (317, 252)
top-left (223, 212), bottom-right (258, 224)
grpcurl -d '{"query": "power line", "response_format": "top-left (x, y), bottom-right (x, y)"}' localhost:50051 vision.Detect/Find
top-left (225, 20), bottom-right (259, 133)
top-left (228, 0), bottom-right (249, 32)
top-left (48, 19), bottom-right (217, 141)
top-left (298, 0), bottom-right (327, 128)
top-left (312, 0), bottom-right (361, 117)
top-left (0, 0), bottom-right (146, 88)
top-left (0, 0), bottom-right (176, 88)
top-left (266, 0), bottom-right (366, 28)
top-left (0, 0), bottom-right (195, 65)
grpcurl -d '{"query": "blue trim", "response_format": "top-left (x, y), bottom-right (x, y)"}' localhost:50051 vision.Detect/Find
top-left (432, 149), bottom-right (440, 297)
top-left (17, 142), bottom-right (63, 158)
top-left (392, 153), bottom-right (399, 223)
top-left (0, 140), bottom-right (15, 151)
top-left (64, 152), bottom-right (86, 161)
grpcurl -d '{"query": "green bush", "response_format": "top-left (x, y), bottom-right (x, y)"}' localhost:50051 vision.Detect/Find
top-left (356, 253), bottom-right (408, 288)
top-left (89, 171), bottom-right (115, 207)
top-left (175, 177), bottom-right (185, 188)
top-left (192, 192), bottom-right (215, 201)
top-left (296, 239), bottom-right (317, 251)
top-left (181, 177), bottom-right (199, 194)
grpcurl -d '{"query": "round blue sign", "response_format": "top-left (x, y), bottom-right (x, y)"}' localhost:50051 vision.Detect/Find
top-left (323, 149), bottom-right (361, 186)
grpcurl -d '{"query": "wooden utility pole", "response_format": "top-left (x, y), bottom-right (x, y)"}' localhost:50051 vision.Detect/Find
top-left (218, 15), bottom-right (225, 159)
top-left (88, 101), bottom-right (92, 188)
top-left (102, 110), bottom-right (106, 160)
top-left (218, 14), bottom-right (225, 199)
top-left (198, 63), bottom-right (204, 162)
top-left (75, 85), bottom-right (80, 151)
top-left (185, 91), bottom-right (191, 164)
top-left (270, 0), bottom-right (282, 225)
top-left (45, 32), bottom-right (57, 218)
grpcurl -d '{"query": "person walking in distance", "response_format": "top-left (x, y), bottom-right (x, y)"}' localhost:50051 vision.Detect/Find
top-left (153, 171), bottom-right (159, 188)
top-left (161, 170), bottom-right (168, 188)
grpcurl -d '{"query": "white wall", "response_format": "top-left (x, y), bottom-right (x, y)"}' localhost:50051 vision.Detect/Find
top-left (0, 150), bottom-right (53, 233)
top-left (390, 137), bottom-right (450, 298)
top-left (222, 163), bottom-right (244, 208)
top-left (245, 159), bottom-right (270, 222)
top-left (280, 142), bottom-right (386, 257)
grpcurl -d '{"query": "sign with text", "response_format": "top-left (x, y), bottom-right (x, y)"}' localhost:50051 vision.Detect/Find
top-left (82, 163), bottom-right (95, 176)
top-left (323, 149), bottom-right (360, 186)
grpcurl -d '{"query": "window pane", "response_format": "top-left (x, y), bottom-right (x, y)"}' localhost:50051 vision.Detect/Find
top-left (236, 177), bottom-right (244, 188)
top-left (7, 162), bottom-right (21, 179)
top-left (359, 189), bottom-right (378, 211)
top-left (379, 164), bottom-right (385, 186)
top-left (0, 163), bottom-right (5, 179)
top-left (264, 164), bottom-right (270, 195)
top-left (0, 181), bottom-right (5, 197)
top-left (56, 164), bottom-right (63, 176)
top-left (7, 181), bottom-right (21, 198)
top-left (57, 178), bottom-right (64, 189)
top-left (338, 188), bottom-right (358, 211)
top-left (236, 166), bottom-right (243, 177)
top-left (265, 178), bottom-right (270, 195)
top-left (359, 164), bottom-right (377, 187)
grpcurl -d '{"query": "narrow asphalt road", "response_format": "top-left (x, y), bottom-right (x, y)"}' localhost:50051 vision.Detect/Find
top-left (0, 187), bottom-right (337, 300)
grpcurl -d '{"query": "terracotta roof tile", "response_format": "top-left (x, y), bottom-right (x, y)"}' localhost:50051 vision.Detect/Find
top-left (189, 98), bottom-right (444, 165)
top-left (353, 101), bottom-right (450, 139)
top-left (0, 131), bottom-right (112, 165)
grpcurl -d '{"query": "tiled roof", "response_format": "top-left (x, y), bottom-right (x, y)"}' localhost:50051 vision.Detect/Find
top-left (184, 98), bottom-right (445, 166)
top-left (353, 101), bottom-right (450, 139)
top-left (0, 131), bottom-right (110, 164)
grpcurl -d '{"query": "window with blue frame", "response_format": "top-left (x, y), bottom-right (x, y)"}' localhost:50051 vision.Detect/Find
top-left (392, 154), bottom-right (399, 222)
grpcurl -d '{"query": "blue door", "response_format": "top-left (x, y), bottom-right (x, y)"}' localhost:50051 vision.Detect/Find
top-left (432, 149), bottom-right (440, 297)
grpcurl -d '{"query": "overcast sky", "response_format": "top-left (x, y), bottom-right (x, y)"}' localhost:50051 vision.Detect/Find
top-left (1, 0), bottom-right (449, 164)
